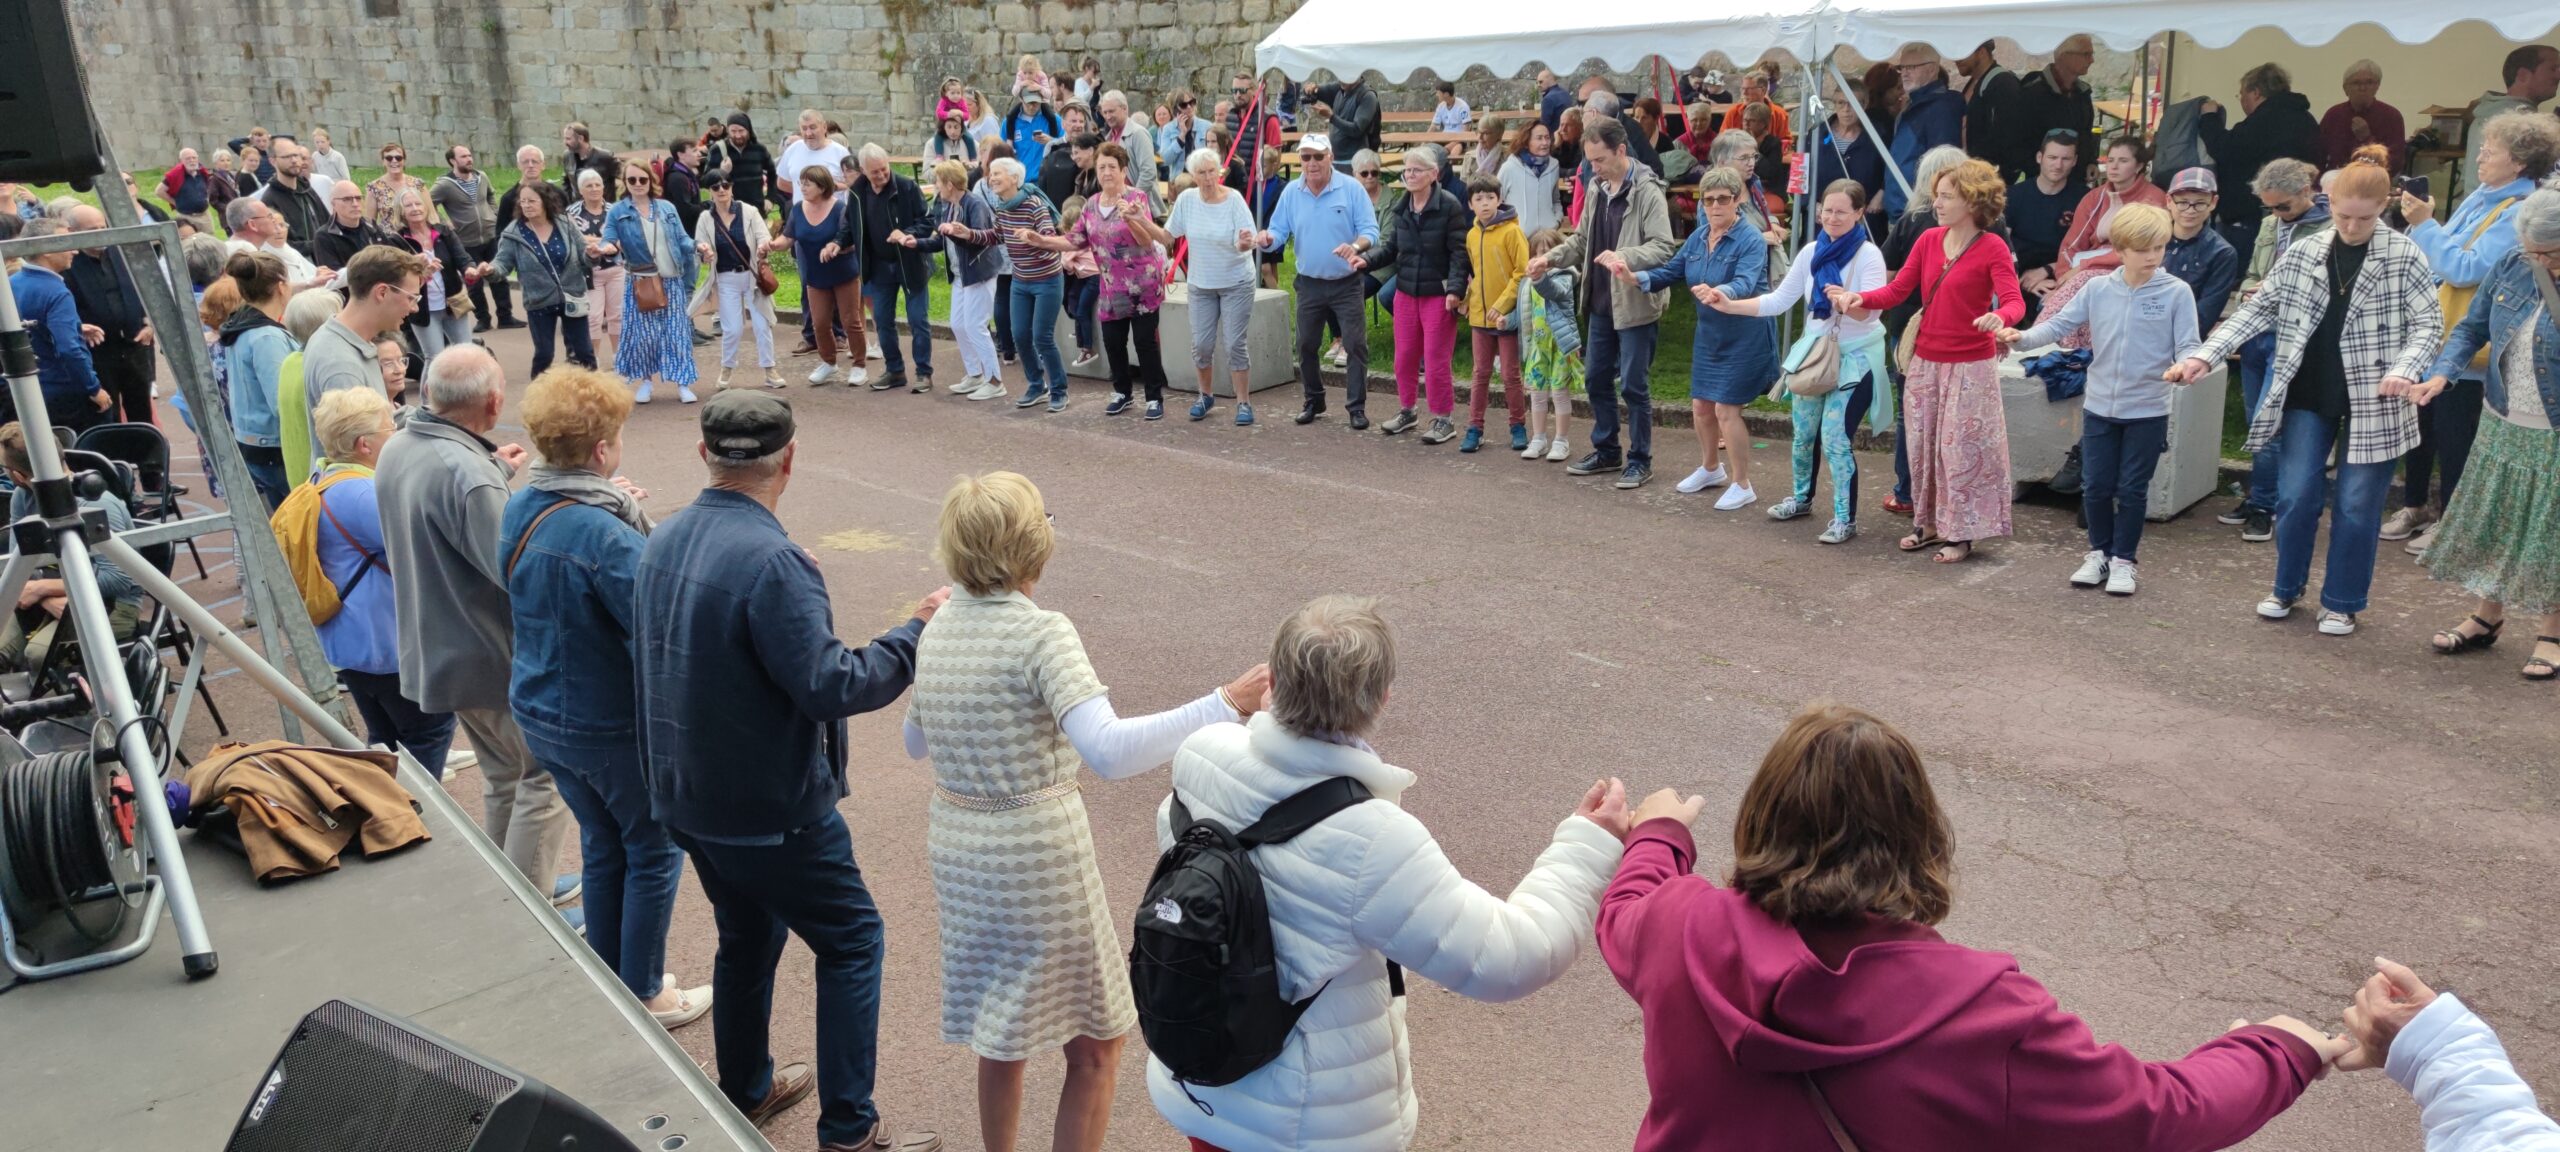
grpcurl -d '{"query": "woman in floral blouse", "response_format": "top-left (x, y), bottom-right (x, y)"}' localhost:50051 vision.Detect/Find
top-left (1020, 143), bottom-right (1172, 419)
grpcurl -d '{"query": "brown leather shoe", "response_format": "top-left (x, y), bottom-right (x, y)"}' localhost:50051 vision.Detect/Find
top-left (818, 1119), bottom-right (941, 1152)
top-left (742, 1061), bottom-right (815, 1128)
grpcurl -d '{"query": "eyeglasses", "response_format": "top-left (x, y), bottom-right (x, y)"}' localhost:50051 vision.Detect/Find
top-left (2170, 197), bottom-right (2214, 211)
top-left (1355, 170), bottom-right (1379, 178)
top-left (2042, 129), bottom-right (2079, 144)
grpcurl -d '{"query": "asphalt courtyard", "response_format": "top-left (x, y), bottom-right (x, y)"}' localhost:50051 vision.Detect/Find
top-left (171, 322), bottom-right (2560, 1152)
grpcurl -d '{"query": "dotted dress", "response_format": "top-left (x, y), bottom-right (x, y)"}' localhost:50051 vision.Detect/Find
top-left (906, 590), bottom-right (1135, 1061)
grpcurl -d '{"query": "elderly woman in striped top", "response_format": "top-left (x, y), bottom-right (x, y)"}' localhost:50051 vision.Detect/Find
top-left (976, 158), bottom-right (1072, 411)
top-left (904, 471), bottom-right (1268, 1152)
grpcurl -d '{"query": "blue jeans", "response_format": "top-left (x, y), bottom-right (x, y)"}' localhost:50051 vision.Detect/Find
top-left (527, 304), bottom-right (596, 378)
top-left (2237, 331), bottom-right (2282, 510)
top-left (863, 275), bottom-right (931, 378)
top-left (2081, 412), bottom-right (2169, 562)
top-left (2273, 408), bottom-right (2397, 614)
top-left (1067, 274), bottom-right (1100, 351)
top-left (1582, 320), bottom-right (1658, 466)
top-left (671, 810), bottom-right (885, 1146)
top-left (528, 732), bottom-right (679, 1002)
top-left (239, 442), bottom-right (289, 512)
top-left (338, 668), bottom-right (458, 779)
top-left (1010, 274), bottom-right (1067, 399)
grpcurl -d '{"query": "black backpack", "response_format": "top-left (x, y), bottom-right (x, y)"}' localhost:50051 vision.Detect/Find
top-left (1131, 775), bottom-right (1380, 1094)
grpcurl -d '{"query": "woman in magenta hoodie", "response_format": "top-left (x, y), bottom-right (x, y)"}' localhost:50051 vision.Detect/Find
top-left (1600, 703), bottom-right (2350, 1151)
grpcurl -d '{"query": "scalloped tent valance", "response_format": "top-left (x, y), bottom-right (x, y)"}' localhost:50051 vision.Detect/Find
top-left (1256, 0), bottom-right (2560, 81)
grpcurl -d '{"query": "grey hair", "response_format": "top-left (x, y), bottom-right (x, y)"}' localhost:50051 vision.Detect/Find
top-left (857, 142), bottom-right (889, 165)
top-left (19, 216), bottom-right (67, 240)
top-left (2516, 186), bottom-right (2560, 253)
top-left (2480, 111), bottom-right (2560, 182)
top-left (422, 344), bottom-right (505, 415)
top-left (516, 144), bottom-right (545, 166)
top-left (1695, 165), bottom-right (1749, 200)
top-left (987, 156), bottom-right (1025, 185)
top-left (1266, 595), bottom-right (1396, 738)
top-left (45, 196), bottom-right (82, 220)
top-left (706, 451), bottom-right (786, 485)
top-left (2343, 59), bottom-right (2383, 84)
top-left (1349, 148), bottom-right (1381, 173)
top-left (181, 233), bottom-right (229, 288)
top-left (213, 148), bottom-right (237, 164)
top-left (1098, 89), bottom-right (1128, 112)
top-left (222, 197), bottom-right (262, 234)
top-left (313, 385), bottom-right (396, 462)
top-left (1405, 144), bottom-right (1444, 175)
top-left (2252, 157), bottom-right (2319, 198)
top-left (576, 168), bottom-right (606, 192)
top-left (1708, 129), bottom-right (1759, 174)
top-left (1583, 90), bottom-right (1621, 117)
top-left (1907, 145), bottom-right (1969, 217)
top-left (283, 287), bottom-right (339, 344)
top-left (1184, 147), bottom-right (1222, 179)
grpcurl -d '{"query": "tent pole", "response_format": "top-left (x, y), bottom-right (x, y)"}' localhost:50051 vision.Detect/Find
top-left (1827, 56), bottom-right (1914, 205)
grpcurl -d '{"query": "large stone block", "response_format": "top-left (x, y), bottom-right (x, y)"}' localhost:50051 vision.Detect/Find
top-left (993, 3), bottom-right (1033, 31)
top-left (1056, 284), bottom-right (1297, 394)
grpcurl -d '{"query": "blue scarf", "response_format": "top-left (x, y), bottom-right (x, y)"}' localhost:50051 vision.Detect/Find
top-left (1517, 152), bottom-right (1553, 178)
top-left (1807, 222), bottom-right (1868, 321)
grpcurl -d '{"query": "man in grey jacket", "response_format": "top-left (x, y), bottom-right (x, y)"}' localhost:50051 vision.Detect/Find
top-left (431, 146), bottom-right (520, 333)
top-left (374, 345), bottom-right (572, 903)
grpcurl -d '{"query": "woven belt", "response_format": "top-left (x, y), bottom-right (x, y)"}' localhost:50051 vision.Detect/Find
top-left (934, 778), bottom-right (1080, 812)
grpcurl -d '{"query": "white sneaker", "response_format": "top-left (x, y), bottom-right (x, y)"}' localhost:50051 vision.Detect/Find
top-left (678, 386), bottom-right (699, 404)
top-left (1714, 482), bottom-right (1759, 511)
top-left (808, 362), bottom-right (837, 385)
top-left (2257, 594), bottom-right (2297, 620)
top-left (949, 374), bottom-right (982, 393)
top-left (2404, 521), bottom-right (2440, 557)
top-left (1522, 436), bottom-right (1548, 459)
top-left (1073, 350), bottom-right (1099, 367)
top-left (2069, 550), bottom-right (2109, 588)
top-left (2317, 610), bottom-right (2358, 636)
top-left (716, 368), bottom-right (733, 390)
top-left (1325, 346), bottom-right (1348, 368)
top-left (633, 380), bottom-right (653, 404)
top-left (1546, 438), bottom-right (1571, 462)
top-left (966, 380), bottom-right (1008, 401)
top-left (1675, 465), bottom-right (1729, 494)
top-left (763, 369), bottom-right (787, 389)
top-left (865, 337), bottom-right (882, 359)
top-left (2104, 559), bottom-right (2137, 596)
top-left (842, 365), bottom-right (869, 388)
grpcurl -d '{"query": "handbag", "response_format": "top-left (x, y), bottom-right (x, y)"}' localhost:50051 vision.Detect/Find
top-left (1895, 232), bottom-right (1981, 370)
top-left (528, 223), bottom-right (590, 318)
top-left (631, 271), bottom-right (668, 313)
top-left (714, 207), bottom-right (778, 296)
top-left (2439, 197), bottom-right (2519, 374)
top-left (1779, 329), bottom-right (1842, 398)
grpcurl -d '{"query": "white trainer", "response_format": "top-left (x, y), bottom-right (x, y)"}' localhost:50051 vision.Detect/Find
top-left (1675, 465), bottom-right (1729, 494)
top-left (842, 365), bottom-right (870, 387)
top-left (2256, 595), bottom-right (2296, 620)
top-left (807, 362), bottom-right (837, 385)
top-left (950, 374), bottom-right (982, 393)
top-left (1522, 437), bottom-right (1548, 459)
top-left (1546, 438), bottom-right (1571, 462)
top-left (1714, 482), bottom-right (1758, 511)
top-left (966, 380), bottom-right (1008, 401)
top-left (2104, 559), bottom-right (2137, 596)
top-left (2069, 550), bottom-right (2108, 588)
top-left (2317, 610), bottom-right (2358, 636)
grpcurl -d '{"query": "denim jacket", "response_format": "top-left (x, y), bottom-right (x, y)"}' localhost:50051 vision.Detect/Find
top-left (500, 490), bottom-right (643, 749)
top-left (2434, 250), bottom-right (2560, 422)
top-left (602, 197), bottom-right (698, 287)
top-left (1635, 222), bottom-right (1778, 393)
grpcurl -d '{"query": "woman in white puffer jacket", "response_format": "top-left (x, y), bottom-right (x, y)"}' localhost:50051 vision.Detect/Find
top-left (1148, 594), bottom-right (1632, 1152)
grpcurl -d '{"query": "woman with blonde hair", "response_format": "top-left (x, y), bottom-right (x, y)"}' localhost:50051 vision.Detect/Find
top-left (902, 471), bottom-right (1268, 1152)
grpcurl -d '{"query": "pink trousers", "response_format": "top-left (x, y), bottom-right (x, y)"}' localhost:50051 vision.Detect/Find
top-left (1392, 292), bottom-right (1459, 416)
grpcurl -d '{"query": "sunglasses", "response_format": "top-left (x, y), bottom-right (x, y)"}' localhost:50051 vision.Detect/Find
top-left (384, 155), bottom-right (406, 163)
top-left (625, 176), bottom-right (650, 185)
top-left (2043, 129), bottom-right (2080, 144)
top-left (1700, 193), bottom-right (1739, 204)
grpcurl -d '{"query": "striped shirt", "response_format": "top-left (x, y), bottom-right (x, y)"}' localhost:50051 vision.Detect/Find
top-left (990, 195), bottom-right (1065, 280)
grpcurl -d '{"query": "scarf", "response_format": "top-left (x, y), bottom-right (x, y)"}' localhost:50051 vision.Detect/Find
top-left (1516, 152), bottom-right (1553, 178)
top-left (1807, 223), bottom-right (1868, 321)
top-left (528, 465), bottom-right (653, 534)
top-left (996, 183), bottom-right (1052, 216)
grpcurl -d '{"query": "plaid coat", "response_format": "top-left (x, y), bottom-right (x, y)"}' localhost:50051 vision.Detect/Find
top-left (2187, 228), bottom-right (2441, 465)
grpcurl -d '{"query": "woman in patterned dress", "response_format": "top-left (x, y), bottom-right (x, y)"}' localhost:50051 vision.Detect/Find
top-left (601, 161), bottom-right (709, 404)
top-left (901, 471), bottom-right (1269, 1152)
top-left (1015, 143), bottom-right (1171, 418)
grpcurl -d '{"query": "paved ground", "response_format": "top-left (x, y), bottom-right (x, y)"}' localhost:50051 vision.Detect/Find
top-left (169, 324), bottom-right (2560, 1152)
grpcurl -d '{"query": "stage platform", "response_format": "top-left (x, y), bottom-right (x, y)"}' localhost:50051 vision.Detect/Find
top-left (0, 758), bottom-right (763, 1152)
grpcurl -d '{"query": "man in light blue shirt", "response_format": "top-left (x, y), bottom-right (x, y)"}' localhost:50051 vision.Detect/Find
top-left (1254, 134), bottom-right (1380, 428)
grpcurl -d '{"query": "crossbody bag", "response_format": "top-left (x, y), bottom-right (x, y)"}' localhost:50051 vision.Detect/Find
top-left (525, 224), bottom-right (589, 318)
top-left (714, 207), bottom-right (779, 296)
top-left (1895, 232), bottom-right (1983, 370)
top-left (505, 499), bottom-right (576, 582)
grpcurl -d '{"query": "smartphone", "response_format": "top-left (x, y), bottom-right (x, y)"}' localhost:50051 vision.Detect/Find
top-left (2398, 175), bottom-right (2429, 200)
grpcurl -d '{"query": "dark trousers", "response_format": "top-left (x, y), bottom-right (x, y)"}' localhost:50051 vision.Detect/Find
top-left (1103, 310), bottom-right (1167, 402)
top-left (1582, 320), bottom-right (1658, 466)
top-left (671, 810), bottom-right (885, 1147)
top-left (238, 442), bottom-right (290, 512)
top-left (992, 273), bottom-right (1016, 359)
top-left (338, 668), bottom-right (459, 779)
top-left (863, 275), bottom-right (931, 379)
top-left (526, 304), bottom-right (596, 377)
top-left (1292, 273), bottom-right (1368, 413)
top-left (1806, 370), bottom-right (1879, 522)
top-left (526, 731), bottom-right (679, 1002)
top-left (2080, 412), bottom-right (2170, 562)
top-left (2402, 377), bottom-right (2484, 509)
top-left (93, 339), bottom-right (157, 425)
top-left (466, 238), bottom-right (516, 324)
top-left (1067, 274), bottom-right (1100, 351)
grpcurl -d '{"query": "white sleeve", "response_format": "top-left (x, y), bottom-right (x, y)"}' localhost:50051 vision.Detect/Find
top-left (2389, 994), bottom-right (2560, 1152)
top-left (1854, 244), bottom-right (1889, 292)
top-left (1061, 691), bottom-right (1239, 780)
top-left (1751, 246), bottom-right (1817, 316)
top-left (902, 713), bottom-right (929, 760)
top-left (1346, 808), bottom-right (1626, 1003)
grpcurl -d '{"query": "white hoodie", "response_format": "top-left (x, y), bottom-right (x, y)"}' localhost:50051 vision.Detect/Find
top-left (2387, 993), bottom-right (2560, 1152)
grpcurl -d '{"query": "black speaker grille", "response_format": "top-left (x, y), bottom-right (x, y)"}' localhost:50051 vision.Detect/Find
top-left (227, 1000), bottom-right (523, 1152)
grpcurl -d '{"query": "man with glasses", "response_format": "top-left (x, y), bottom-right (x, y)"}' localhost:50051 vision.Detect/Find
top-left (315, 177), bottom-right (396, 274)
top-left (1253, 134), bottom-right (1379, 428)
top-left (257, 138), bottom-right (329, 259)
top-left (2011, 130), bottom-right (2088, 304)
top-left (2019, 34), bottom-right (2099, 175)
top-left (2162, 168), bottom-right (2239, 332)
top-left (310, 245), bottom-right (430, 407)
top-left (2216, 157), bottom-right (2329, 542)
top-left (1886, 47), bottom-right (1964, 217)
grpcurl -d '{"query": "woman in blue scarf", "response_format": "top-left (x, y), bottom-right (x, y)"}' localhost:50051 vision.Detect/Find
top-left (1498, 121), bottom-right (1562, 237)
top-left (1709, 179), bottom-right (1894, 543)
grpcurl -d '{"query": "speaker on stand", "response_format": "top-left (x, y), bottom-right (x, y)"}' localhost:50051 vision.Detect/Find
top-left (0, 0), bottom-right (106, 189)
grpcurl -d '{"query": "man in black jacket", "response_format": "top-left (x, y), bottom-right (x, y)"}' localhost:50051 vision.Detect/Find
top-left (1956, 40), bottom-right (2030, 182)
top-left (560, 122), bottom-right (621, 194)
top-left (833, 147), bottom-right (934, 393)
top-left (313, 180), bottom-right (398, 273)
top-left (62, 205), bottom-right (157, 424)
top-left (256, 139), bottom-right (329, 260)
top-left (1310, 76), bottom-right (1382, 162)
top-left (2199, 63), bottom-right (2325, 251)
top-left (2016, 36), bottom-right (2099, 177)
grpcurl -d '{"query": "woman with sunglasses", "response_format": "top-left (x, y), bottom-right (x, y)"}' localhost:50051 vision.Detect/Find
top-left (602, 162), bottom-right (712, 404)
top-left (363, 142), bottom-right (427, 235)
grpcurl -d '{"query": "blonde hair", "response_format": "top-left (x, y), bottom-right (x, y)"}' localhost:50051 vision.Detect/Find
top-left (284, 288), bottom-right (339, 344)
top-left (1267, 595), bottom-right (1396, 738)
top-left (2107, 202), bottom-right (2172, 252)
top-left (932, 159), bottom-right (970, 194)
top-left (518, 367), bottom-right (633, 469)
top-left (313, 386), bottom-right (396, 463)
top-left (934, 471), bottom-right (1053, 596)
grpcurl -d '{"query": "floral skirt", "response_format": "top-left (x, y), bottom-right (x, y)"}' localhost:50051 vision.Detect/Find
top-left (2423, 413), bottom-right (2560, 614)
top-left (1903, 356), bottom-right (2013, 542)
top-left (614, 274), bottom-right (700, 384)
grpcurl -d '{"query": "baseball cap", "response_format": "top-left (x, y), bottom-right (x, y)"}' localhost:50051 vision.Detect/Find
top-left (1022, 89), bottom-right (1046, 104)
top-left (701, 391), bottom-right (795, 460)
top-left (1299, 133), bottom-right (1332, 154)
top-left (2168, 167), bottom-right (2218, 195)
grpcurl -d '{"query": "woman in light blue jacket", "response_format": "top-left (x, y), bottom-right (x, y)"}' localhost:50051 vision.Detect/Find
top-left (600, 161), bottom-right (709, 404)
top-left (214, 249), bottom-right (299, 509)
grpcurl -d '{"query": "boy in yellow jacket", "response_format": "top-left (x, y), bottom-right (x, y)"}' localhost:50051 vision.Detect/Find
top-left (1462, 173), bottom-right (1529, 452)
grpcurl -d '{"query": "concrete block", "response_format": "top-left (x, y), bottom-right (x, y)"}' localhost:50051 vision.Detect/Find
top-left (993, 3), bottom-right (1032, 31)
top-left (1057, 283), bottom-right (1298, 394)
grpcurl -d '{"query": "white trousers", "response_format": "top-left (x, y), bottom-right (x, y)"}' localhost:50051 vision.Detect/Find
top-left (714, 270), bottom-right (777, 368)
top-left (949, 277), bottom-right (1001, 380)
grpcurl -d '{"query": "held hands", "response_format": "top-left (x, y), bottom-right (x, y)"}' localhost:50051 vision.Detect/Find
top-left (1595, 251), bottom-right (1631, 281)
top-left (1575, 778), bottom-right (1632, 841)
top-left (2336, 957), bottom-right (2437, 1072)
top-left (1345, 254), bottom-right (1368, 273)
top-left (2405, 376), bottom-right (2450, 405)
top-left (1629, 787), bottom-right (1707, 830)
top-left (938, 220), bottom-right (970, 238)
top-left (1235, 228), bottom-right (1257, 252)
top-left (1221, 663), bottom-right (1273, 715)
top-left (1993, 326), bottom-right (2025, 346)
top-left (2163, 357), bottom-right (2213, 385)
top-left (2227, 1016), bottom-right (2355, 1077)
top-left (818, 242), bottom-right (843, 263)
top-left (1823, 285), bottom-right (1863, 314)
top-left (1690, 284), bottom-right (1727, 307)
top-left (2380, 375), bottom-right (2431, 402)
top-left (1445, 295), bottom-right (1464, 314)
top-left (1331, 242), bottom-right (1360, 264)
top-left (1970, 312), bottom-right (2005, 334)
top-left (1524, 254), bottom-right (1552, 279)
top-left (914, 586), bottom-right (954, 624)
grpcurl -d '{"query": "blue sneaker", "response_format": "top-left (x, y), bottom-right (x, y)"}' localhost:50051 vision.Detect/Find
top-left (1189, 393), bottom-right (1214, 421)
top-left (1104, 393), bottom-right (1132, 416)
top-left (1048, 393), bottom-right (1069, 413)
top-left (1459, 426), bottom-right (1484, 453)
top-left (561, 904), bottom-right (585, 935)
top-left (1235, 401), bottom-right (1254, 427)
top-left (551, 874), bottom-right (582, 906)
top-left (1144, 400), bottom-right (1164, 421)
top-left (1014, 388), bottom-right (1046, 409)
top-left (1509, 423), bottom-right (1528, 452)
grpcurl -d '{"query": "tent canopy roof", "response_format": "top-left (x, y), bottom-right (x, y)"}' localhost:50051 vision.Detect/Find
top-left (1256, 0), bottom-right (2560, 81)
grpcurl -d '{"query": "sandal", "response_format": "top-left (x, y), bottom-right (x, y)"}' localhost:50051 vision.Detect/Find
top-left (1898, 532), bottom-right (1946, 553)
top-left (2526, 637), bottom-right (2560, 682)
top-left (1932, 541), bottom-right (1974, 565)
top-left (2430, 614), bottom-right (2503, 655)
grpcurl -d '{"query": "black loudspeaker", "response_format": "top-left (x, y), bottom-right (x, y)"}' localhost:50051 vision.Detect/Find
top-left (227, 999), bottom-right (641, 1152)
top-left (0, 0), bottom-right (107, 188)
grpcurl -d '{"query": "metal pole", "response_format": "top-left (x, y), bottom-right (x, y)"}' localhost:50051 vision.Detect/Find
top-left (0, 265), bottom-right (219, 977)
top-left (96, 537), bottom-right (365, 750)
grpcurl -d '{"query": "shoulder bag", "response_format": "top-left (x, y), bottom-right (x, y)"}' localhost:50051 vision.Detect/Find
top-left (506, 499), bottom-right (577, 582)
top-left (1780, 327), bottom-right (1843, 398)
top-left (715, 207), bottom-right (778, 297)
top-left (628, 205), bottom-right (671, 313)
top-left (2440, 197), bottom-right (2520, 374)
top-left (1895, 232), bottom-right (1982, 371)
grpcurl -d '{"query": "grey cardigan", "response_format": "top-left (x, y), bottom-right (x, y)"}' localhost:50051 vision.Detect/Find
top-left (373, 410), bottom-right (518, 713)
top-left (491, 218), bottom-right (595, 312)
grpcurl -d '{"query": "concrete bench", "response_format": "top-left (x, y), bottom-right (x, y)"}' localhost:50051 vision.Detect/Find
top-left (1056, 282), bottom-right (1298, 395)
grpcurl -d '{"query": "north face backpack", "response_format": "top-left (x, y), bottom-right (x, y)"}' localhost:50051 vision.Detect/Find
top-left (1131, 775), bottom-right (1377, 1092)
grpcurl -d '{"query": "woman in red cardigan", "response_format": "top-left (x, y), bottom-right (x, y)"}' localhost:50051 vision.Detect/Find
top-left (1599, 703), bottom-right (2350, 1152)
top-left (1833, 159), bottom-right (2026, 563)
